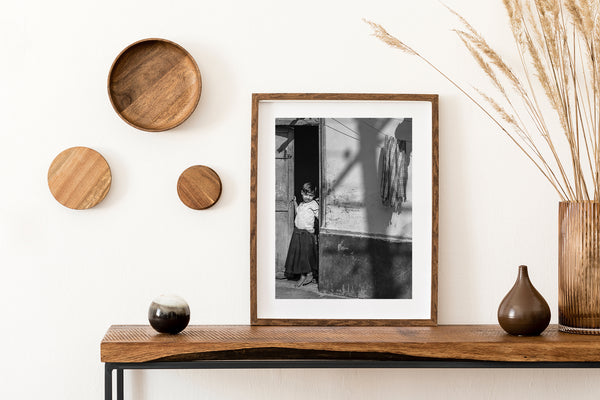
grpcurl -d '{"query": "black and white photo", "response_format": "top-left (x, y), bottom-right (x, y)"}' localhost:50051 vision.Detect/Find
top-left (274, 117), bottom-right (413, 300)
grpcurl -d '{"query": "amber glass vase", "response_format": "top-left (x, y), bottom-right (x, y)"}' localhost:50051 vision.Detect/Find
top-left (558, 201), bottom-right (600, 334)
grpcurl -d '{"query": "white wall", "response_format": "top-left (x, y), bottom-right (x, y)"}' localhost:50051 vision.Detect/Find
top-left (1, 0), bottom-right (598, 398)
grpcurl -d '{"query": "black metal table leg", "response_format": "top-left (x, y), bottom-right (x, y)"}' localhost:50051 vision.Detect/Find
top-left (117, 368), bottom-right (124, 400)
top-left (105, 364), bottom-right (124, 400)
top-left (104, 364), bottom-right (113, 400)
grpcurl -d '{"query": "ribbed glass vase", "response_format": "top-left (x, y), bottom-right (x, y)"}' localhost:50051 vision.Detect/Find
top-left (558, 201), bottom-right (600, 334)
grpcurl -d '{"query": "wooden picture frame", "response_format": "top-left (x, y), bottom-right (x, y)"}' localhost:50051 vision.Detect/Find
top-left (251, 93), bottom-right (438, 326)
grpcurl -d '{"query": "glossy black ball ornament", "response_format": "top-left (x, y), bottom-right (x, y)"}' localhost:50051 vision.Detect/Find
top-left (148, 294), bottom-right (190, 334)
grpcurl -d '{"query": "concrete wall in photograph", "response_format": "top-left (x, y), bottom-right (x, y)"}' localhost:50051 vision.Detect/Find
top-left (319, 230), bottom-right (412, 298)
top-left (322, 118), bottom-right (412, 239)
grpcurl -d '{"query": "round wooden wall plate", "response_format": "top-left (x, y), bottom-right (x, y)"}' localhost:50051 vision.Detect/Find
top-left (48, 147), bottom-right (112, 210)
top-left (177, 165), bottom-right (222, 210)
top-left (108, 38), bottom-right (202, 132)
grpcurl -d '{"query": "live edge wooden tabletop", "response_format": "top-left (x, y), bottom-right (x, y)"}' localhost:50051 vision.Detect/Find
top-left (101, 325), bottom-right (600, 363)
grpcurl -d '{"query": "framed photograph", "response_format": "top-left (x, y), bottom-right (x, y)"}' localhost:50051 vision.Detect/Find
top-left (250, 93), bottom-right (438, 326)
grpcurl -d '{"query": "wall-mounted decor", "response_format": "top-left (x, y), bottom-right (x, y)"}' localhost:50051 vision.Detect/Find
top-left (108, 38), bottom-right (201, 132)
top-left (250, 93), bottom-right (438, 326)
top-left (47, 146), bottom-right (111, 210)
top-left (177, 165), bottom-right (222, 210)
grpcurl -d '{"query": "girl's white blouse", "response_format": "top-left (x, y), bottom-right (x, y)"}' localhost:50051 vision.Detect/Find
top-left (294, 200), bottom-right (319, 232)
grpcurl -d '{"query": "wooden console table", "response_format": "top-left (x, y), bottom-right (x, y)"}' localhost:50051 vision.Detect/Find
top-left (101, 324), bottom-right (600, 400)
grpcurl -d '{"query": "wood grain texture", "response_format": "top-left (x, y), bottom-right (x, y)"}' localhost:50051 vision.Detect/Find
top-left (101, 324), bottom-right (600, 363)
top-left (250, 94), bottom-right (259, 324)
top-left (250, 93), bottom-right (439, 326)
top-left (47, 146), bottom-right (111, 209)
top-left (177, 165), bottom-right (222, 210)
top-left (108, 38), bottom-right (201, 132)
top-left (430, 95), bottom-right (439, 324)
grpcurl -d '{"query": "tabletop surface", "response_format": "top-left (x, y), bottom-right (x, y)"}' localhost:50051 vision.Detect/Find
top-left (101, 324), bottom-right (600, 363)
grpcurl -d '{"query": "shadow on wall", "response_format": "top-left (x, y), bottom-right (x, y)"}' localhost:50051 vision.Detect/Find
top-left (319, 118), bottom-right (412, 299)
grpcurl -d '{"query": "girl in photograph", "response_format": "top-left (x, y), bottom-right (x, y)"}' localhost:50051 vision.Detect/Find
top-left (284, 182), bottom-right (319, 287)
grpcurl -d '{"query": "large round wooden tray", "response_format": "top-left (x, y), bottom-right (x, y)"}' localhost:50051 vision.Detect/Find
top-left (108, 38), bottom-right (201, 132)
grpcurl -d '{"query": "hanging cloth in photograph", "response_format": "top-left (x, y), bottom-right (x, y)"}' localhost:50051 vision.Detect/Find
top-left (379, 135), bottom-right (409, 211)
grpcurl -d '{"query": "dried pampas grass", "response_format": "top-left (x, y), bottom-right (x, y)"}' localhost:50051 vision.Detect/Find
top-left (366, 0), bottom-right (600, 201)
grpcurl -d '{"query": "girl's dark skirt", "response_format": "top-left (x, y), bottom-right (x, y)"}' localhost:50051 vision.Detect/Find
top-left (284, 228), bottom-right (317, 276)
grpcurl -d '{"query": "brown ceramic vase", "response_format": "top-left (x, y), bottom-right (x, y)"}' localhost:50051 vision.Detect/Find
top-left (498, 265), bottom-right (551, 336)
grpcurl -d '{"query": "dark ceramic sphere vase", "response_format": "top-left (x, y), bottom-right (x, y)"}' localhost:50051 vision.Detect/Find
top-left (148, 294), bottom-right (191, 334)
top-left (498, 265), bottom-right (551, 336)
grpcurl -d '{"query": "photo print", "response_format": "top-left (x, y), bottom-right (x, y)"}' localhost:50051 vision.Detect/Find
top-left (274, 117), bottom-right (413, 300)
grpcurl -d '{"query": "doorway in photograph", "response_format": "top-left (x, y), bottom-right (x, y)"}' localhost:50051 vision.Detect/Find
top-left (275, 117), bottom-right (413, 300)
top-left (274, 119), bottom-right (322, 297)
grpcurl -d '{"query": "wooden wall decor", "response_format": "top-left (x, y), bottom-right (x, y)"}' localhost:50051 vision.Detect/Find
top-left (177, 165), bottom-right (222, 210)
top-left (48, 147), bottom-right (112, 210)
top-left (108, 38), bottom-right (202, 132)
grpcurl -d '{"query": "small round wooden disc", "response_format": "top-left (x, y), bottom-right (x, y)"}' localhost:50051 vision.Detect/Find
top-left (177, 166), bottom-right (222, 210)
top-left (108, 38), bottom-right (202, 132)
top-left (48, 147), bottom-right (112, 210)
